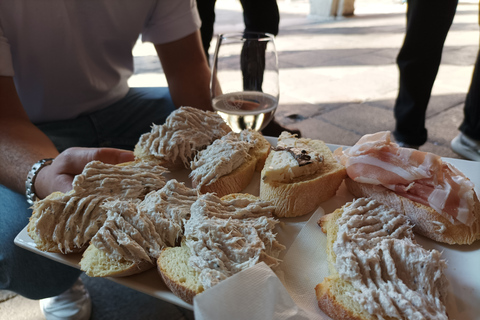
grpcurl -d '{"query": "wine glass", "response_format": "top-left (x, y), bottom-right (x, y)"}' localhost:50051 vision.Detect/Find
top-left (210, 32), bottom-right (279, 132)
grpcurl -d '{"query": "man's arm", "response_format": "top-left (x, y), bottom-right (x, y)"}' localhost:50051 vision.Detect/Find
top-left (0, 76), bottom-right (134, 199)
top-left (0, 76), bottom-right (60, 194)
top-left (155, 30), bottom-right (213, 111)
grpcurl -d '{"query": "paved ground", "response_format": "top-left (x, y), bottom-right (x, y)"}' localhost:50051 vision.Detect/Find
top-left (2, 0), bottom-right (479, 319)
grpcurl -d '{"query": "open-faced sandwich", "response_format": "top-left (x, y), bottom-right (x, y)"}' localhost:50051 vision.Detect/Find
top-left (79, 179), bottom-right (198, 277)
top-left (134, 106), bottom-right (232, 170)
top-left (260, 132), bottom-right (346, 217)
top-left (156, 193), bottom-right (286, 304)
top-left (316, 197), bottom-right (449, 320)
top-left (189, 129), bottom-right (270, 197)
top-left (27, 159), bottom-right (168, 253)
top-left (335, 131), bottom-right (480, 245)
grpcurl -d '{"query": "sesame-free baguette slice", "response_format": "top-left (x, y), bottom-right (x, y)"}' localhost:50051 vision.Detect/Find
top-left (27, 160), bottom-right (168, 254)
top-left (345, 177), bottom-right (480, 245)
top-left (315, 198), bottom-right (449, 320)
top-left (260, 133), bottom-right (346, 217)
top-left (316, 207), bottom-right (380, 320)
top-left (192, 130), bottom-right (271, 198)
top-left (157, 242), bottom-right (204, 304)
top-left (157, 192), bottom-right (283, 304)
top-left (80, 243), bottom-right (154, 277)
top-left (80, 180), bottom-right (197, 277)
top-left (134, 106), bottom-right (231, 169)
top-left (195, 158), bottom-right (257, 198)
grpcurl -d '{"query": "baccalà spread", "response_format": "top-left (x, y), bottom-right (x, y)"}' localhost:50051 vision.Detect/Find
top-left (136, 106), bottom-right (231, 168)
top-left (91, 180), bottom-right (198, 263)
top-left (334, 198), bottom-right (448, 320)
top-left (183, 193), bottom-right (285, 289)
top-left (32, 160), bottom-right (167, 253)
top-left (190, 130), bottom-right (257, 189)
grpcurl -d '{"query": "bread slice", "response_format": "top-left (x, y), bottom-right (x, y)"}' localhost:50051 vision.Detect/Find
top-left (345, 177), bottom-right (480, 245)
top-left (27, 160), bottom-right (168, 254)
top-left (80, 243), bottom-right (154, 277)
top-left (157, 243), bottom-right (204, 304)
top-left (134, 106), bottom-right (231, 169)
top-left (27, 191), bottom-right (80, 253)
top-left (315, 198), bottom-right (449, 320)
top-left (260, 132), bottom-right (346, 217)
top-left (195, 159), bottom-right (256, 198)
top-left (191, 130), bottom-right (270, 198)
top-left (316, 207), bottom-right (380, 320)
top-left (157, 192), bottom-right (283, 304)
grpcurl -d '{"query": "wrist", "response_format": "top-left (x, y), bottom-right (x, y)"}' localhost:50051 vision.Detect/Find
top-left (25, 158), bottom-right (54, 205)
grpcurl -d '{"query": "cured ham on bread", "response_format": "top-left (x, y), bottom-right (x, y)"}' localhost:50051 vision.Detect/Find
top-left (335, 131), bottom-right (480, 244)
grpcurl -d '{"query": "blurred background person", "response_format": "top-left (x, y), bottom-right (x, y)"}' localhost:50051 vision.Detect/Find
top-left (393, 0), bottom-right (480, 160)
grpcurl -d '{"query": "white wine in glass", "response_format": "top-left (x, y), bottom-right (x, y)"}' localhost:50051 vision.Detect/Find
top-left (211, 32), bottom-right (279, 132)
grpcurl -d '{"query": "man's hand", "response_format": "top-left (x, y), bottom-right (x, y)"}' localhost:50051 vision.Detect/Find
top-left (34, 147), bottom-right (135, 199)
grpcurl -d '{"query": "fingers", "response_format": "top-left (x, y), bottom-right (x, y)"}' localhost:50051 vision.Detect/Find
top-left (34, 147), bottom-right (135, 198)
top-left (56, 147), bottom-right (135, 175)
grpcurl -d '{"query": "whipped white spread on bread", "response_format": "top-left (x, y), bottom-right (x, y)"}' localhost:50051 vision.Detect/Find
top-left (184, 194), bottom-right (285, 289)
top-left (92, 200), bottom-right (164, 263)
top-left (334, 198), bottom-right (448, 320)
top-left (190, 130), bottom-right (255, 188)
top-left (71, 161), bottom-right (167, 198)
top-left (137, 179), bottom-right (198, 247)
top-left (31, 160), bottom-right (167, 253)
top-left (263, 132), bottom-right (324, 183)
top-left (92, 180), bottom-right (197, 263)
top-left (136, 106), bottom-right (231, 168)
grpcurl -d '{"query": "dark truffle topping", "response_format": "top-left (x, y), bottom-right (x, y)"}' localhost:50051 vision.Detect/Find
top-left (271, 146), bottom-right (323, 167)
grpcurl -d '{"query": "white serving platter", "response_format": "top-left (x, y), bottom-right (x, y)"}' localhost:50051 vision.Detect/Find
top-left (14, 139), bottom-right (480, 318)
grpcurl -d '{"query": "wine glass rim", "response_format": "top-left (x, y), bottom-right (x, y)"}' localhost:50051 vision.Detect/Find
top-left (218, 32), bottom-right (275, 41)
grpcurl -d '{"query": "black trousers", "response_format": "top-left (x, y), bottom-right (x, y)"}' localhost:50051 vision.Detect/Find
top-left (394, 0), bottom-right (480, 145)
top-left (197, 0), bottom-right (280, 61)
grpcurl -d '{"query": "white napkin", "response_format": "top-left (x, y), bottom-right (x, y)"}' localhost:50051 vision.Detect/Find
top-left (275, 209), bottom-right (332, 319)
top-left (193, 262), bottom-right (315, 320)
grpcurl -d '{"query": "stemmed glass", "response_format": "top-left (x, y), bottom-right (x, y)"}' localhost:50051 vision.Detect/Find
top-left (210, 32), bottom-right (279, 132)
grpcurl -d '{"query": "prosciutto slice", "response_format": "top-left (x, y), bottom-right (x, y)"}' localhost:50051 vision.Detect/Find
top-left (335, 131), bottom-right (476, 226)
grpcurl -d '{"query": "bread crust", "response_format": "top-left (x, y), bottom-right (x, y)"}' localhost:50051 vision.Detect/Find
top-left (345, 178), bottom-right (480, 245)
top-left (260, 139), bottom-right (346, 217)
top-left (192, 131), bottom-right (270, 197)
top-left (316, 277), bottom-right (371, 320)
top-left (80, 244), bottom-right (154, 277)
top-left (194, 155), bottom-right (257, 198)
top-left (316, 207), bottom-right (378, 320)
top-left (157, 245), bottom-right (203, 304)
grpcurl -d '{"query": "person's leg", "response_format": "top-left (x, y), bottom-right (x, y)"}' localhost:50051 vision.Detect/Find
top-left (0, 185), bottom-right (81, 299)
top-left (240, 0), bottom-right (279, 36)
top-left (393, 0), bottom-right (458, 146)
top-left (451, 9), bottom-right (480, 160)
top-left (460, 51), bottom-right (480, 140)
top-left (196, 0), bottom-right (218, 62)
top-left (37, 87), bottom-right (176, 152)
top-left (88, 87), bottom-right (176, 150)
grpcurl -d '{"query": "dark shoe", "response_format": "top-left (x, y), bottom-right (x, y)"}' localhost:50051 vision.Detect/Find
top-left (261, 119), bottom-right (301, 138)
top-left (451, 133), bottom-right (480, 161)
top-left (395, 141), bottom-right (420, 150)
